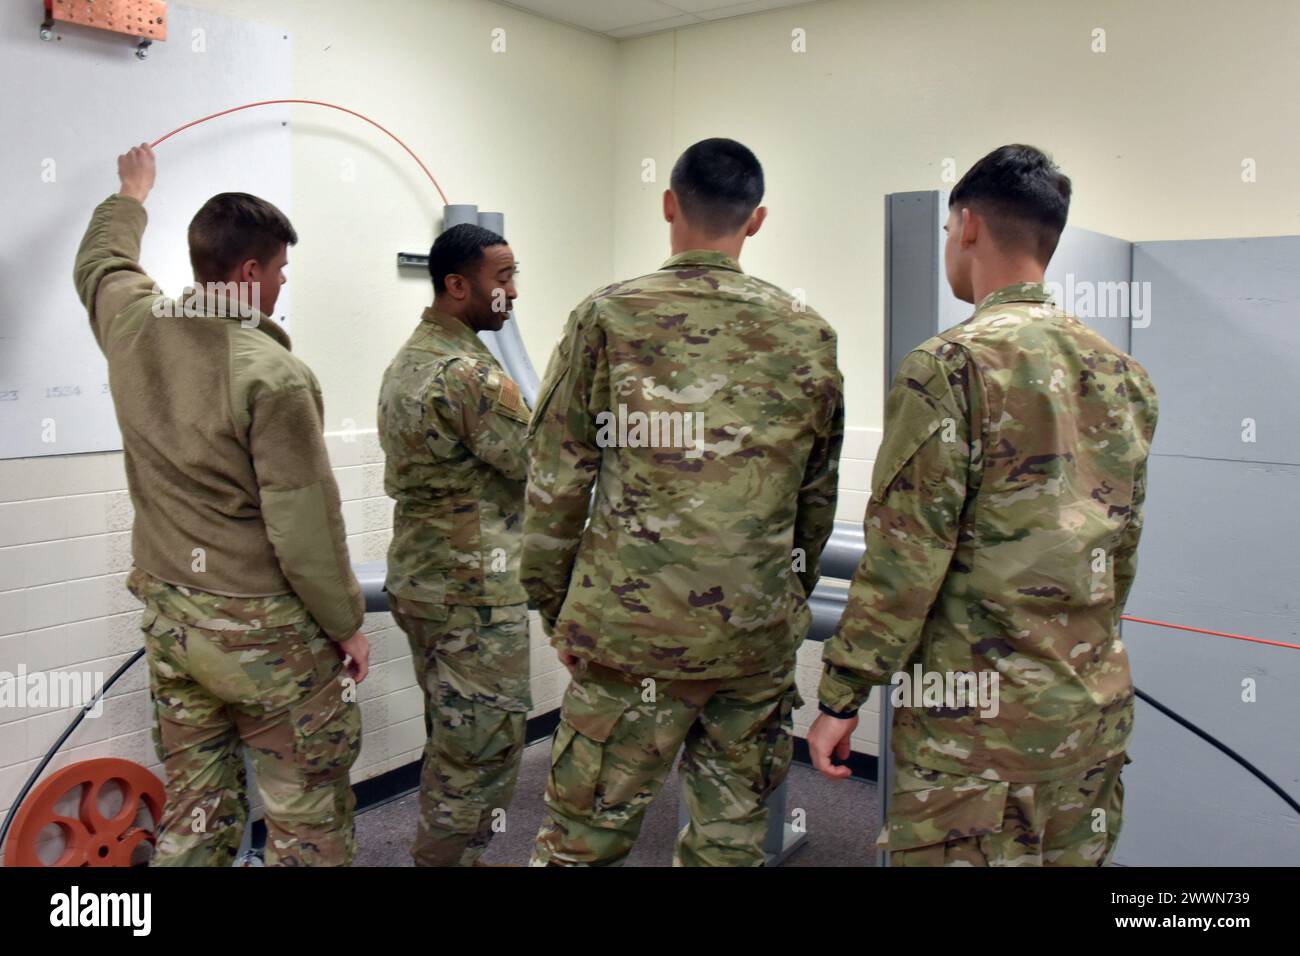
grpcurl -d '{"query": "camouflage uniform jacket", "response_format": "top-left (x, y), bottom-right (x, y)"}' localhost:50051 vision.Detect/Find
top-left (379, 307), bottom-right (531, 607)
top-left (522, 249), bottom-right (844, 681)
top-left (819, 282), bottom-right (1159, 782)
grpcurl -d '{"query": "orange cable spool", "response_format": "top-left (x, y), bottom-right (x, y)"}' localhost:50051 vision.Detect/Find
top-left (4, 758), bottom-right (164, 867)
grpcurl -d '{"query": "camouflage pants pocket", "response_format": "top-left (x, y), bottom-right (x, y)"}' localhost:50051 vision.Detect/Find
top-left (453, 603), bottom-right (532, 713)
top-left (465, 702), bottom-right (525, 764)
top-left (534, 674), bottom-right (660, 866)
top-left (758, 683), bottom-right (802, 800)
top-left (1042, 751), bottom-right (1130, 866)
top-left (204, 619), bottom-right (337, 712)
top-left (242, 672), bottom-right (360, 867)
top-left (398, 603), bottom-right (529, 866)
top-left (547, 720), bottom-right (605, 814)
top-left (674, 668), bottom-right (798, 867)
top-left (883, 764), bottom-right (1012, 867)
top-left (149, 703), bottom-right (250, 867)
top-left (149, 707), bottom-right (249, 867)
top-left (412, 696), bottom-right (525, 867)
top-left (141, 606), bottom-right (251, 867)
top-left (287, 673), bottom-right (362, 788)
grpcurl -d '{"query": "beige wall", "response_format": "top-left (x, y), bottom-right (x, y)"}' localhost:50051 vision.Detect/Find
top-left (180, 0), bottom-right (618, 431)
top-left (612, 0), bottom-right (1300, 429)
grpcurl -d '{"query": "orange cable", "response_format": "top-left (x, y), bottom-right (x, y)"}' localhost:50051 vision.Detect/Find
top-left (150, 98), bottom-right (449, 205)
top-left (1121, 615), bottom-right (1299, 650)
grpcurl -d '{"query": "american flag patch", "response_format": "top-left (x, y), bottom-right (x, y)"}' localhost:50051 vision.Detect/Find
top-left (498, 376), bottom-right (528, 419)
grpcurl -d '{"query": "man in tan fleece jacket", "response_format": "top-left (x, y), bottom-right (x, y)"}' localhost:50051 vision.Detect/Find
top-left (74, 144), bottom-right (369, 866)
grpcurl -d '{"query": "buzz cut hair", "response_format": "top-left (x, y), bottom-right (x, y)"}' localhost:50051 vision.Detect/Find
top-left (669, 138), bottom-right (765, 238)
top-left (428, 223), bottom-right (507, 295)
top-left (949, 144), bottom-right (1072, 265)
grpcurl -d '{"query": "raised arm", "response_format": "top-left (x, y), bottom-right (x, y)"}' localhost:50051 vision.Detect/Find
top-left (73, 145), bottom-right (161, 348)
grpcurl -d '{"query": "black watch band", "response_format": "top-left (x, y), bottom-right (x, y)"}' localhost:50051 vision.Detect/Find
top-left (818, 701), bottom-right (858, 719)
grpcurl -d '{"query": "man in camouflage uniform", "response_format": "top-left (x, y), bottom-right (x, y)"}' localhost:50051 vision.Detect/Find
top-left (523, 138), bottom-right (844, 866)
top-left (75, 145), bottom-right (369, 866)
top-left (378, 222), bottom-right (531, 866)
top-left (808, 145), bottom-right (1158, 866)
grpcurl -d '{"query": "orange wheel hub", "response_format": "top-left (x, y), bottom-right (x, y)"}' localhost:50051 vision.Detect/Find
top-left (4, 759), bottom-right (165, 867)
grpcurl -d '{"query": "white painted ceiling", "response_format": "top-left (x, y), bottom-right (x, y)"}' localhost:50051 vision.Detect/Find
top-left (495, 0), bottom-right (820, 39)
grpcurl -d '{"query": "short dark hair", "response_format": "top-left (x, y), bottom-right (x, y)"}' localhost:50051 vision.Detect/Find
top-left (669, 138), bottom-right (765, 237)
top-left (428, 223), bottom-right (507, 294)
top-left (949, 145), bottom-right (1072, 263)
top-left (188, 193), bottom-right (297, 282)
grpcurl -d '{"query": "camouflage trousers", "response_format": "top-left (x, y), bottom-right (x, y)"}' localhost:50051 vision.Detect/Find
top-left (140, 603), bottom-right (361, 867)
top-left (391, 600), bottom-right (531, 867)
top-left (532, 657), bottom-right (801, 867)
top-left (882, 752), bottom-right (1130, 866)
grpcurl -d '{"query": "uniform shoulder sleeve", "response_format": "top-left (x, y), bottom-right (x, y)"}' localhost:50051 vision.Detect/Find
top-left (435, 356), bottom-right (531, 480)
top-left (73, 194), bottom-right (164, 350)
top-left (868, 344), bottom-right (972, 504)
top-left (792, 318), bottom-right (844, 595)
top-left (244, 352), bottom-right (362, 641)
top-left (818, 343), bottom-right (975, 712)
top-left (520, 300), bottom-right (606, 628)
